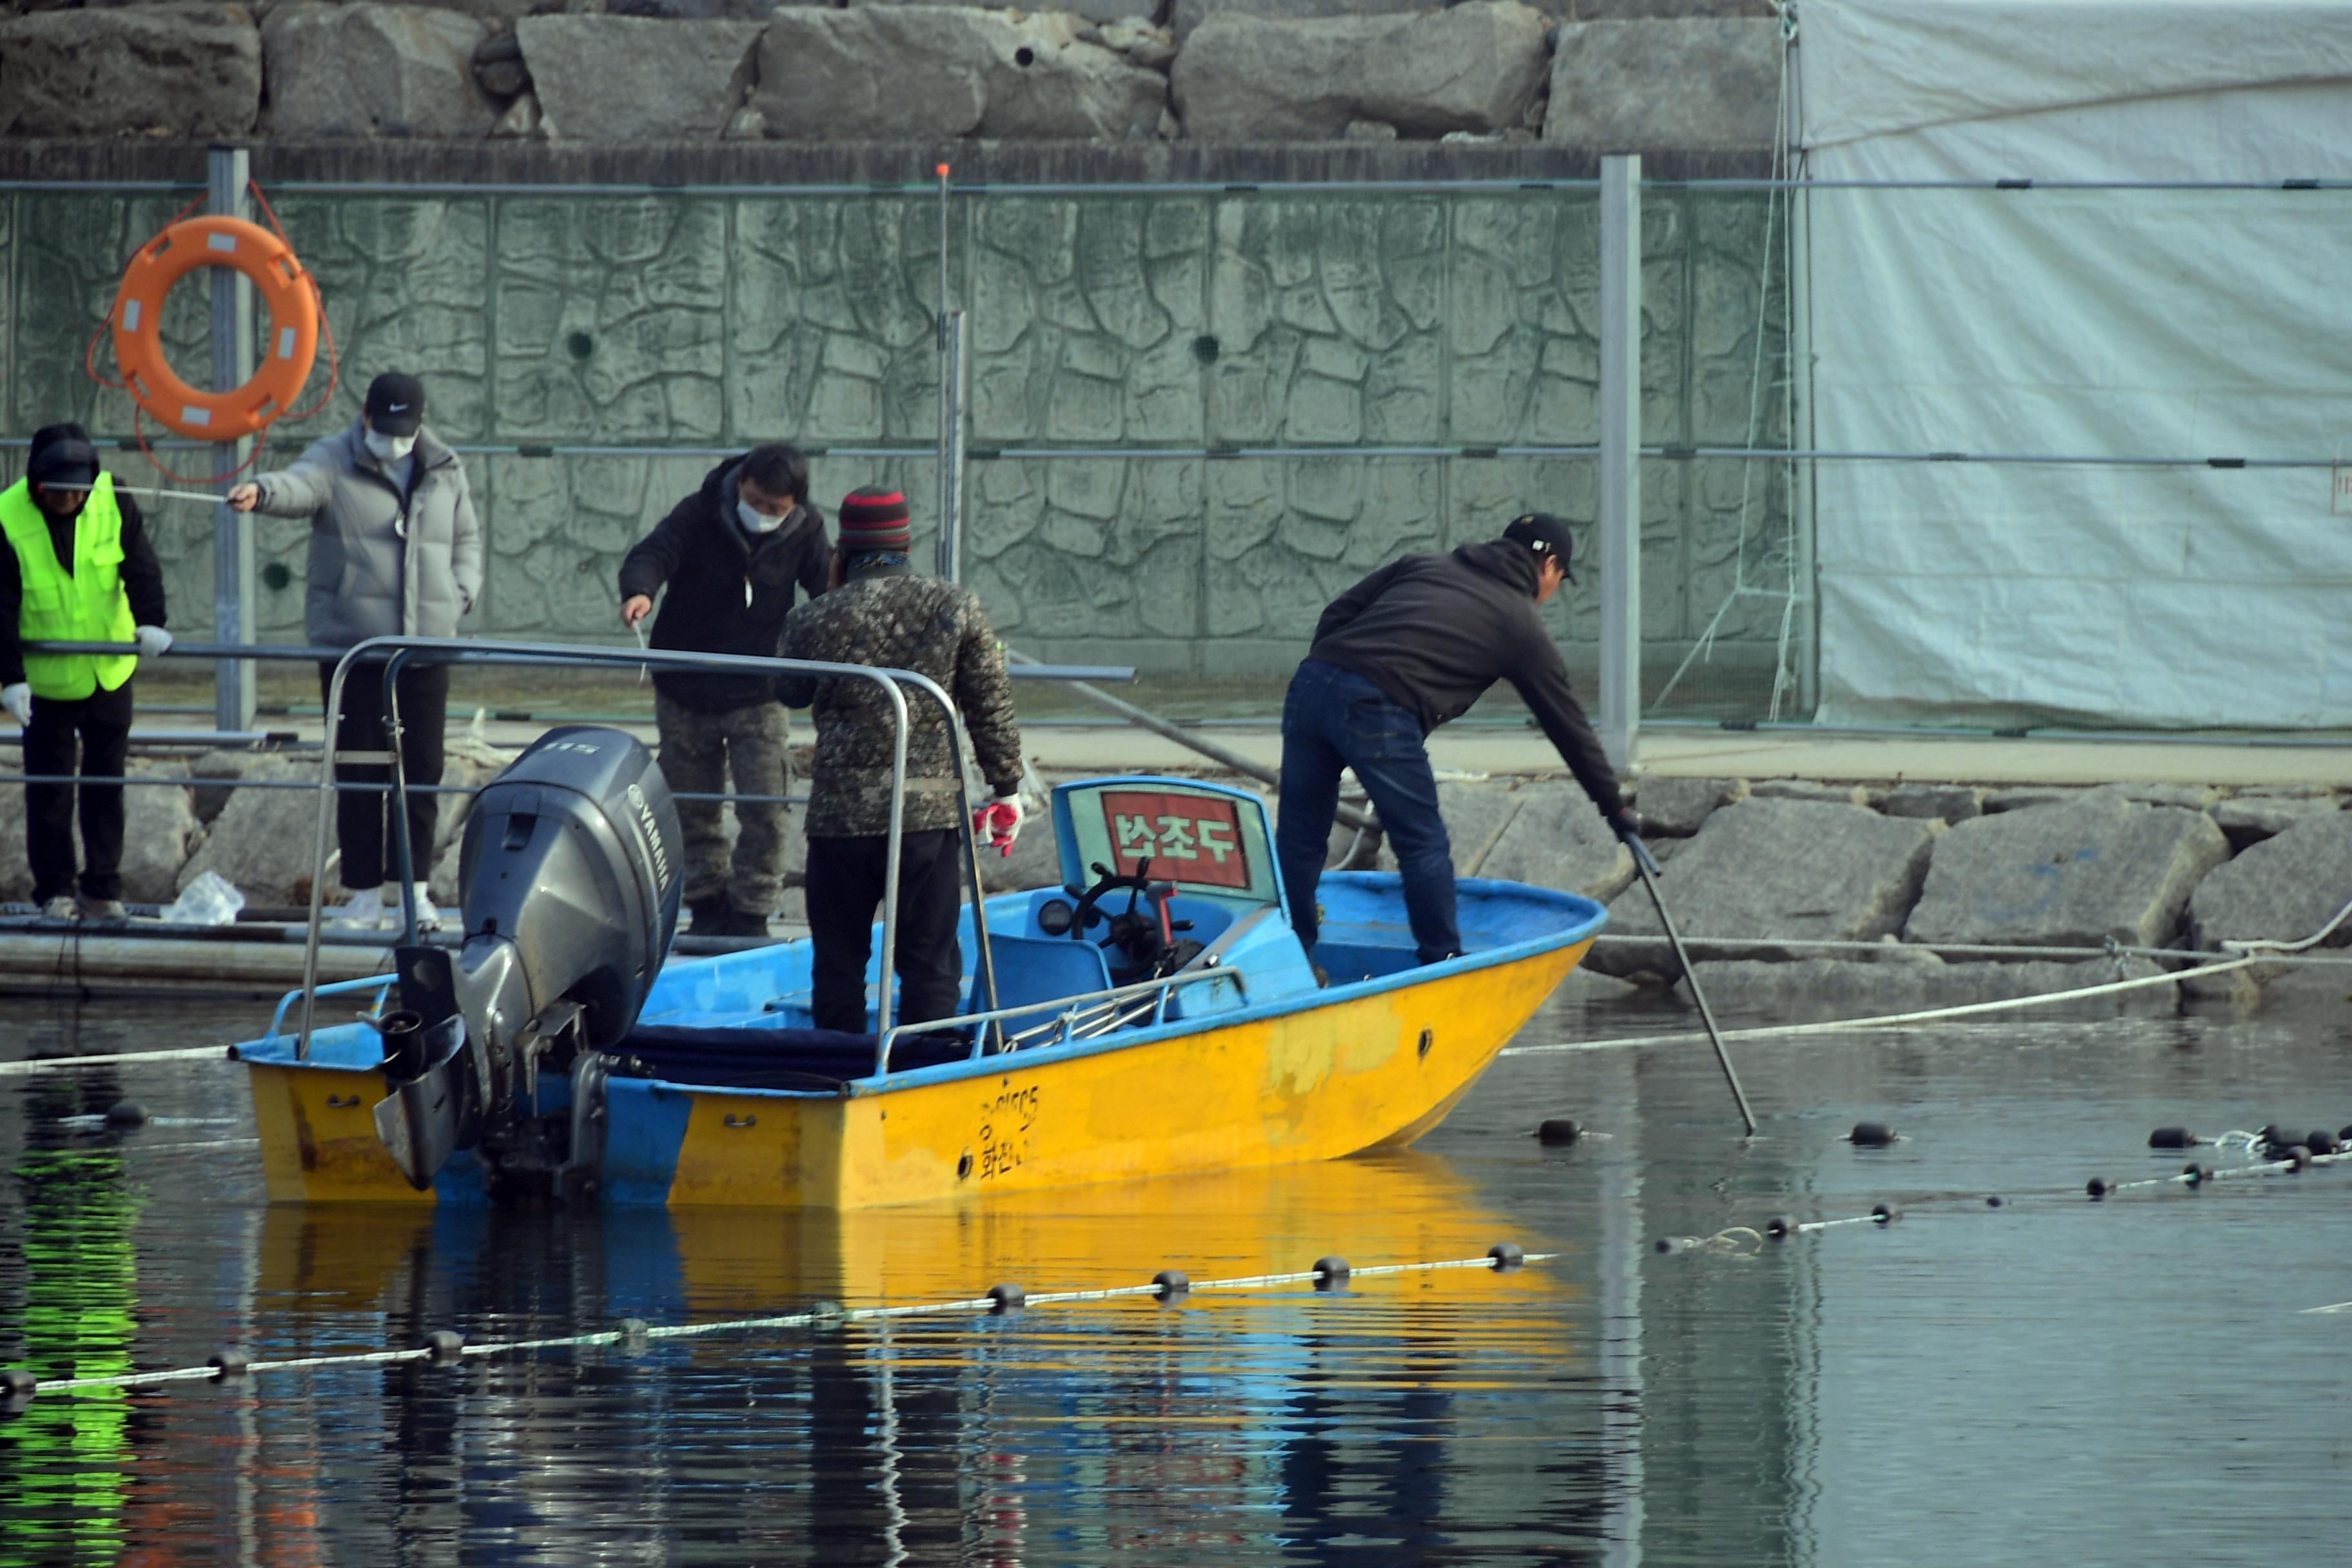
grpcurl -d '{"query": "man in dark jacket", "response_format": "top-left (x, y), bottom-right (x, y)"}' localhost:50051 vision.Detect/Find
top-left (776, 488), bottom-right (1025, 1036)
top-left (1, 424), bottom-right (171, 923)
top-left (618, 444), bottom-right (829, 938)
top-left (1276, 513), bottom-right (1636, 967)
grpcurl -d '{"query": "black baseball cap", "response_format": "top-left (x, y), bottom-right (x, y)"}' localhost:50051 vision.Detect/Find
top-left (364, 372), bottom-right (425, 436)
top-left (1502, 511), bottom-right (1576, 581)
top-left (26, 424), bottom-right (99, 489)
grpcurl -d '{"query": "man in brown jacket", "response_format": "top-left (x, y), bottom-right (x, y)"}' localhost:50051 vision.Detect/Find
top-left (776, 488), bottom-right (1024, 1035)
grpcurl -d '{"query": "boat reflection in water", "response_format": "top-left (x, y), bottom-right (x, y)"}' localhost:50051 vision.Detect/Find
top-left (233, 1150), bottom-right (1609, 1562)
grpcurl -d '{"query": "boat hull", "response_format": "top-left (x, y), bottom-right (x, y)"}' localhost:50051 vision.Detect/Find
top-left (244, 936), bottom-right (1590, 1208)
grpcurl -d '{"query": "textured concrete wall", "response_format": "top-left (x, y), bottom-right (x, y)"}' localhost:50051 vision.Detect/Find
top-left (0, 180), bottom-right (1790, 697)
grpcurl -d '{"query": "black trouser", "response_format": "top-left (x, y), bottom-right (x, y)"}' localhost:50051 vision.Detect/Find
top-left (806, 829), bottom-right (966, 1035)
top-left (23, 680), bottom-right (135, 903)
top-left (318, 661), bottom-right (449, 890)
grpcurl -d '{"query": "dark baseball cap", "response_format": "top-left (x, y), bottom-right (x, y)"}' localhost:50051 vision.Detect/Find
top-left (364, 372), bottom-right (425, 436)
top-left (26, 424), bottom-right (100, 489)
top-left (1502, 511), bottom-right (1576, 580)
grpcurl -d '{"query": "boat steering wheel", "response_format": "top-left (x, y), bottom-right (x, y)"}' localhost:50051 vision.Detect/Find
top-left (1066, 861), bottom-right (1194, 974)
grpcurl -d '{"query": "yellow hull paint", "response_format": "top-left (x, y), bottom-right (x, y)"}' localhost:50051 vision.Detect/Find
top-left (671, 938), bottom-right (1589, 1210)
top-left (248, 1060), bottom-right (435, 1204)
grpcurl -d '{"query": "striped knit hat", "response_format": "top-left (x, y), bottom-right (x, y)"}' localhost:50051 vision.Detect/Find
top-left (839, 487), bottom-right (912, 552)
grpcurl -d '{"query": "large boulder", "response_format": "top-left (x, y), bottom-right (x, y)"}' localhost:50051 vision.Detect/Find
top-left (1475, 779), bottom-right (1631, 903)
top-left (1376, 780), bottom-right (1522, 879)
top-left (1592, 798), bottom-right (1937, 978)
top-left (2187, 815), bottom-right (2352, 956)
top-left (1173, 3), bottom-right (1551, 141)
top-left (1881, 783), bottom-right (1984, 823)
top-left (176, 760), bottom-right (340, 906)
top-left (120, 761), bottom-right (200, 905)
top-left (0, 761), bottom-right (195, 904)
top-left (1634, 774), bottom-right (1741, 836)
top-left (1904, 794), bottom-right (2230, 952)
top-left (2212, 794), bottom-right (2342, 848)
top-left (752, 7), bottom-right (1166, 141)
top-left (264, 4), bottom-right (495, 137)
top-left (0, 4), bottom-right (260, 137)
top-left (853, 0), bottom-right (1161, 28)
top-left (516, 14), bottom-right (761, 141)
top-left (1168, 0), bottom-right (1429, 45)
top-left (1542, 18), bottom-right (1779, 152)
top-left (1689, 954), bottom-right (2180, 1022)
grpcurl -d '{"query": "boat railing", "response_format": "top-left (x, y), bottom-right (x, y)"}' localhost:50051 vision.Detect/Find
top-left (874, 963), bottom-right (1244, 1076)
top-left (293, 637), bottom-right (998, 1058)
top-left (260, 972), bottom-right (398, 1043)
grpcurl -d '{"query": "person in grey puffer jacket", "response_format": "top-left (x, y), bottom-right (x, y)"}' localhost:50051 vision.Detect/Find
top-left (229, 372), bottom-right (482, 930)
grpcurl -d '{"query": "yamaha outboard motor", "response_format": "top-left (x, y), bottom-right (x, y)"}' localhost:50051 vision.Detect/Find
top-left (373, 726), bottom-right (682, 1191)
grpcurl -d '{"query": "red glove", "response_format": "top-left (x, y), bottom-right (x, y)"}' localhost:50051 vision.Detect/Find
top-left (973, 794), bottom-right (1024, 858)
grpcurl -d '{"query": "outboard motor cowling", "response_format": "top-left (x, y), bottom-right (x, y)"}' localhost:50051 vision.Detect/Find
top-left (373, 726), bottom-right (682, 1190)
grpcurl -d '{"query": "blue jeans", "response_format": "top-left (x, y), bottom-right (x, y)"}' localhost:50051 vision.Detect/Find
top-left (1275, 660), bottom-right (1459, 965)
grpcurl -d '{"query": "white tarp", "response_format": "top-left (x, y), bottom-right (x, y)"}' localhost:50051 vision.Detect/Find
top-left (1798, 0), bottom-right (2352, 728)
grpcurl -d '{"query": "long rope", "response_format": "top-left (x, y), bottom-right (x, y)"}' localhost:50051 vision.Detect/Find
top-left (1502, 953), bottom-right (2259, 1058)
top-left (21, 1249), bottom-right (1553, 1396)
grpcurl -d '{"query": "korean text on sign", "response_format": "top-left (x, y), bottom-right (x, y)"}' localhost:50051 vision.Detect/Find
top-left (1098, 790), bottom-right (1250, 890)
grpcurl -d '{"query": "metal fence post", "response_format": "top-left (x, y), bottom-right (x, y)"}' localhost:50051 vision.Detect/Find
top-left (1598, 154), bottom-right (1642, 772)
top-left (210, 144), bottom-right (257, 732)
top-left (936, 311), bottom-right (968, 582)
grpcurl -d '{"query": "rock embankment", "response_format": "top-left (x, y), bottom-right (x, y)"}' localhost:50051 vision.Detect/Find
top-left (9, 749), bottom-right (2343, 1017)
top-left (0, 0), bottom-right (1780, 149)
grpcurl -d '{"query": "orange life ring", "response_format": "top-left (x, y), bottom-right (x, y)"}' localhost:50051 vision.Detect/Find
top-left (109, 215), bottom-right (320, 442)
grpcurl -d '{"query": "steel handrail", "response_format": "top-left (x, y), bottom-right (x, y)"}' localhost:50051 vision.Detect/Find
top-left (872, 963), bottom-right (1242, 1075)
top-left (294, 639), bottom-right (959, 1059)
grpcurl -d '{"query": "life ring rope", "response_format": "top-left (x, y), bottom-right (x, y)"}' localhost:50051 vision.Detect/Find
top-left (92, 177), bottom-right (338, 476)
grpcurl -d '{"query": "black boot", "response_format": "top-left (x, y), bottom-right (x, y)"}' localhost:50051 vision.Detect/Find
top-left (688, 896), bottom-right (732, 936)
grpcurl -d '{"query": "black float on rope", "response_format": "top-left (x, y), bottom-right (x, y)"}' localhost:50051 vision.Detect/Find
top-left (1871, 1203), bottom-right (1902, 1224)
top-left (1763, 1215), bottom-right (1797, 1239)
top-left (1849, 1122), bottom-right (1896, 1148)
top-left (2283, 1145), bottom-right (2314, 1172)
top-left (2086, 1177), bottom-right (2113, 1200)
top-left (1985, 1195), bottom-right (2004, 1208)
top-left (986, 1283), bottom-right (1026, 1313)
top-left (1487, 1242), bottom-right (1525, 1271)
top-left (104, 1099), bottom-right (148, 1128)
top-left (1653, 1236), bottom-right (1690, 1255)
top-left (2307, 1130), bottom-right (2340, 1157)
top-left (2183, 1163), bottom-right (2216, 1187)
top-left (208, 1347), bottom-right (250, 1380)
top-left (1152, 1269), bottom-right (1190, 1302)
top-left (1536, 1118), bottom-right (1583, 1145)
top-left (422, 1330), bottom-right (464, 1362)
top-left (1311, 1256), bottom-right (1350, 1290)
top-left (2148, 1126), bottom-right (2195, 1150)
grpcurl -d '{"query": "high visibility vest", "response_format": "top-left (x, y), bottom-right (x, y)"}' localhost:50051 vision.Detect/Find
top-left (1, 474), bottom-right (138, 701)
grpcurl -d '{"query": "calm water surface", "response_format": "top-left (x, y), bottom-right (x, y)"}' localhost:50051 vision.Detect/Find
top-left (3, 987), bottom-right (2348, 1564)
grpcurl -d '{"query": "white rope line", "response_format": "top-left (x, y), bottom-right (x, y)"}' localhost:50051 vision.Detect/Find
top-left (1587, 931), bottom-right (2350, 965)
top-left (21, 1250), bottom-right (1556, 1396)
top-left (2223, 890), bottom-right (2352, 955)
top-left (0, 1045), bottom-right (231, 1077)
top-left (1503, 954), bottom-right (2259, 1057)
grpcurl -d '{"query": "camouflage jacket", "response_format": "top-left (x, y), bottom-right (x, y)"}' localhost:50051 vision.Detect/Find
top-left (776, 564), bottom-right (1024, 838)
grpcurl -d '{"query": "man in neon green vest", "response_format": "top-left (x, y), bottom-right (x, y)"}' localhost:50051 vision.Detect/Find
top-left (1, 424), bottom-right (171, 923)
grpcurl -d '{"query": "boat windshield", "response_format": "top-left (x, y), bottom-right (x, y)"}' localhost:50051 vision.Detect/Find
top-left (1055, 779), bottom-right (1282, 908)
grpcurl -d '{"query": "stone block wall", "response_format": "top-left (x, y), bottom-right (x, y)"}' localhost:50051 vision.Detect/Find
top-left (0, 168), bottom-right (1791, 707)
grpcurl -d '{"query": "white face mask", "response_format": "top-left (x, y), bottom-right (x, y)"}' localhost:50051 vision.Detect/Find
top-left (738, 498), bottom-right (786, 534)
top-left (366, 429), bottom-right (416, 463)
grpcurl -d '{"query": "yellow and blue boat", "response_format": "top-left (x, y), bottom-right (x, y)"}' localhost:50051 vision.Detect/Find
top-left (237, 768), bottom-right (1602, 1210)
top-left (232, 640), bottom-right (1604, 1213)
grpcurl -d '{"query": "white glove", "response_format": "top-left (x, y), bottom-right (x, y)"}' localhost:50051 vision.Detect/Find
top-left (974, 792), bottom-right (1025, 856)
top-left (1, 683), bottom-right (30, 727)
top-left (134, 625), bottom-right (173, 659)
